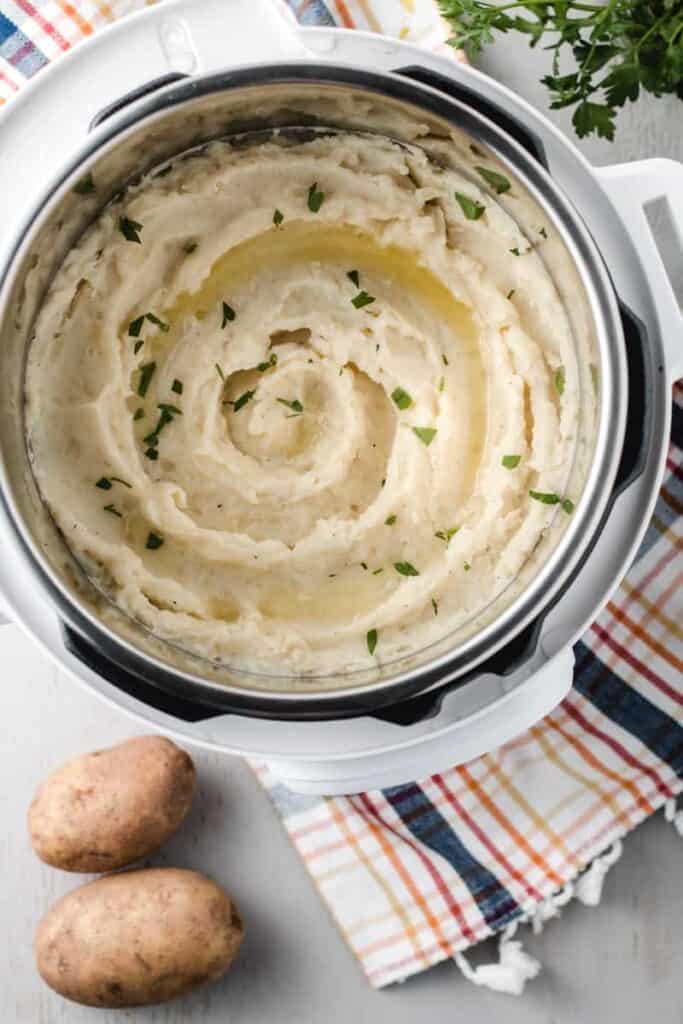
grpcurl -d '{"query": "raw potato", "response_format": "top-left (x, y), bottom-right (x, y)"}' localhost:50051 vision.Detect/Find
top-left (35, 868), bottom-right (244, 1007)
top-left (28, 736), bottom-right (196, 871)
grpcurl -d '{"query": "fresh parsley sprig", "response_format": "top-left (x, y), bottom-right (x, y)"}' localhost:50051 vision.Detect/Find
top-left (439, 0), bottom-right (683, 140)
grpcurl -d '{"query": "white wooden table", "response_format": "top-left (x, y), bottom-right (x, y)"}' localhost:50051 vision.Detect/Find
top-left (2, 30), bottom-right (682, 1024)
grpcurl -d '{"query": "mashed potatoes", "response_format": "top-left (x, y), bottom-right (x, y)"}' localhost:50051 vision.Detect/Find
top-left (25, 133), bottom-right (577, 674)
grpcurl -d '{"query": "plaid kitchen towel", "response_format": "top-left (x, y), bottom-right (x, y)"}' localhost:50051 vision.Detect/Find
top-left (2, 0), bottom-right (681, 993)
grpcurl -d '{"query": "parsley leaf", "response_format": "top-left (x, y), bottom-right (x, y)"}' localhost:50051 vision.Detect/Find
top-left (431, 597), bottom-right (439, 616)
top-left (137, 361), bottom-right (156, 397)
top-left (145, 531), bottom-right (164, 550)
top-left (277, 397), bottom-right (303, 415)
top-left (394, 561), bottom-right (420, 577)
top-left (95, 477), bottom-right (112, 490)
top-left (221, 302), bottom-right (236, 327)
top-left (529, 489), bottom-right (561, 505)
top-left (73, 173), bottom-right (95, 195)
top-left (455, 192), bottom-right (485, 220)
top-left (555, 366), bottom-right (565, 395)
top-left (385, 514), bottom-right (397, 526)
top-left (367, 629), bottom-right (378, 655)
top-left (119, 216), bottom-right (143, 243)
top-left (103, 503), bottom-right (122, 518)
top-left (352, 291), bottom-right (376, 309)
top-left (412, 426), bottom-right (437, 446)
top-left (502, 454), bottom-right (521, 469)
top-left (172, 379), bottom-right (183, 395)
top-left (347, 269), bottom-right (360, 287)
top-left (307, 182), bottom-right (324, 213)
top-left (435, 526), bottom-right (459, 544)
top-left (475, 166), bottom-right (511, 194)
top-left (257, 353), bottom-right (277, 372)
top-left (391, 387), bottom-right (412, 410)
top-left (227, 389), bottom-right (256, 413)
top-left (561, 498), bottom-right (575, 514)
top-left (273, 208), bottom-right (284, 226)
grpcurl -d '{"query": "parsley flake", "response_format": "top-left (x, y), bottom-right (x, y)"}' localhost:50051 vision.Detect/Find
top-left (133, 408), bottom-right (145, 421)
top-left (119, 216), bottom-right (143, 244)
top-left (110, 476), bottom-right (132, 488)
top-left (539, 226), bottom-right (548, 239)
top-left (146, 312), bottom-right (169, 332)
top-left (277, 397), bottom-right (303, 416)
top-left (510, 247), bottom-right (521, 256)
top-left (431, 597), bottom-right (439, 616)
top-left (507, 289), bottom-right (516, 300)
top-left (561, 498), bottom-right (575, 514)
top-left (394, 561), bottom-right (420, 577)
top-left (257, 352), bottom-right (277, 372)
top-left (183, 241), bottom-right (198, 255)
top-left (464, 562), bottom-right (471, 572)
top-left (73, 173), bottom-right (95, 195)
top-left (215, 364), bottom-right (225, 382)
top-left (228, 389), bottom-right (256, 413)
top-left (502, 454), bottom-right (521, 469)
top-left (391, 387), bottom-right (412, 410)
top-left (144, 446), bottom-right (158, 461)
top-left (385, 514), bottom-right (397, 526)
top-left (555, 366), bottom-right (565, 395)
top-left (145, 532), bottom-right (164, 550)
top-left (442, 353), bottom-right (449, 366)
top-left (128, 315), bottom-right (145, 338)
top-left (172, 379), bottom-right (183, 395)
top-left (435, 526), bottom-right (459, 544)
top-left (529, 490), bottom-right (561, 505)
top-left (367, 629), bottom-right (378, 656)
top-left (475, 166), bottom-right (511, 194)
top-left (134, 340), bottom-right (144, 355)
top-left (455, 192), bottom-right (485, 220)
top-left (413, 426), bottom-right (437, 446)
top-left (352, 291), bottom-right (376, 309)
top-left (273, 208), bottom-right (284, 226)
top-left (95, 477), bottom-right (112, 490)
top-left (347, 269), bottom-right (360, 287)
top-left (307, 182), bottom-right (324, 213)
top-left (221, 302), bottom-right (236, 327)
top-left (103, 503), bottom-right (122, 518)
top-left (137, 362), bottom-right (156, 397)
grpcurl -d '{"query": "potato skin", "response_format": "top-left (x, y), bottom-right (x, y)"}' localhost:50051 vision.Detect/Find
top-left (28, 736), bottom-right (196, 871)
top-left (35, 868), bottom-right (244, 1007)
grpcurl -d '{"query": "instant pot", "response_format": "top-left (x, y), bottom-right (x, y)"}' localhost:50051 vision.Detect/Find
top-left (0, 0), bottom-right (680, 793)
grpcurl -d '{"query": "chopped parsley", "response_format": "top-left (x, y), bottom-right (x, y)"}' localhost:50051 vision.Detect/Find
top-left (257, 352), bottom-right (277, 372)
top-left (529, 490), bottom-right (561, 505)
top-left (439, 376), bottom-right (445, 392)
top-left (73, 173), bottom-right (96, 195)
top-left (442, 353), bottom-right (449, 366)
top-left (134, 340), bottom-right (144, 355)
top-left (510, 246), bottom-right (521, 256)
top-left (502, 454), bottom-right (521, 469)
top-left (137, 361), bottom-right (156, 397)
top-left (561, 498), bottom-right (575, 514)
top-left (172, 379), bottom-right (183, 395)
top-left (158, 402), bottom-right (182, 415)
top-left (95, 477), bottom-right (112, 490)
top-left (128, 315), bottom-right (145, 338)
top-left (143, 405), bottom-right (177, 446)
top-left (475, 166), bottom-right (511, 195)
top-left (394, 561), bottom-right (420, 577)
top-left (103, 503), bottom-right (122, 518)
top-left (431, 597), bottom-right (438, 616)
top-left (277, 397), bottom-right (303, 416)
top-left (227, 389), bottom-right (256, 413)
top-left (215, 364), bottom-right (225, 382)
top-left (273, 208), bottom-right (284, 226)
top-left (221, 302), bottom-right (236, 327)
top-left (367, 629), bottom-right (378, 656)
top-left (507, 289), bottom-right (516, 300)
top-left (455, 192), bottom-right (485, 220)
top-left (385, 514), bottom-right (397, 526)
top-left (183, 240), bottom-right (198, 255)
top-left (146, 312), bottom-right (169, 332)
top-left (361, 562), bottom-right (368, 571)
top-left (539, 226), bottom-right (548, 239)
top-left (464, 562), bottom-right (471, 572)
top-left (372, 568), bottom-right (383, 575)
top-left (110, 476), bottom-right (132, 488)
top-left (145, 531), bottom-right (164, 550)
top-left (435, 526), bottom-right (459, 544)
top-left (555, 366), bottom-right (565, 395)
top-left (307, 182), bottom-right (324, 213)
top-left (413, 426), bottom-right (437, 446)
top-left (119, 216), bottom-right (143, 244)
top-left (391, 387), bottom-right (412, 410)
top-left (133, 408), bottom-right (145, 421)
top-left (352, 291), bottom-right (376, 309)
top-left (347, 269), bottom-right (360, 287)
top-left (144, 446), bottom-right (159, 461)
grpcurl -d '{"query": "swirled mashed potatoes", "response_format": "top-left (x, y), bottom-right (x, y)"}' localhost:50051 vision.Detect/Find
top-left (26, 134), bottom-right (576, 674)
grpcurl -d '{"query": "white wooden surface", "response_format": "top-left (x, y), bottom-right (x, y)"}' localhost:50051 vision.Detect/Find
top-left (2, 28), bottom-right (682, 1024)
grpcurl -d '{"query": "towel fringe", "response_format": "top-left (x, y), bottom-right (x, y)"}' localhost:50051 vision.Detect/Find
top-left (453, 923), bottom-right (541, 996)
top-left (664, 798), bottom-right (683, 837)
top-left (574, 840), bottom-right (622, 906)
top-left (453, 840), bottom-right (625, 996)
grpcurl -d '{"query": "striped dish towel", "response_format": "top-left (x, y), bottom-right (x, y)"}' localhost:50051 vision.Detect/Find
top-left (2, 0), bottom-right (681, 994)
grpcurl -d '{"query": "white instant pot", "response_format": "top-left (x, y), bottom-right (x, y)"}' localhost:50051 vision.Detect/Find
top-left (0, 0), bottom-right (680, 793)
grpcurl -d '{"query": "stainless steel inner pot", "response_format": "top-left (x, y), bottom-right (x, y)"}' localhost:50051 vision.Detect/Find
top-left (0, 65), bottom-right (628, 719)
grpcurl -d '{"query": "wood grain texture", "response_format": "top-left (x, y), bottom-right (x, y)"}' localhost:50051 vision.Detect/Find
top-left (2, 28), bottom-right (683, 1020)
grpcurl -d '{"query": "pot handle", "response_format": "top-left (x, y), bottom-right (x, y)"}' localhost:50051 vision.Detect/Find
top-left (596, 160), bottom-right (683, 383)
